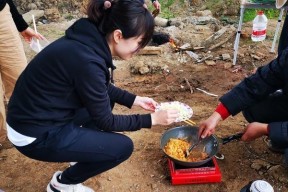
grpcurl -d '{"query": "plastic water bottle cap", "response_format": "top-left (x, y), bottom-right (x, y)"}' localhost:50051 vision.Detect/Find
top-left (250, 180), bottom-right (274, 192)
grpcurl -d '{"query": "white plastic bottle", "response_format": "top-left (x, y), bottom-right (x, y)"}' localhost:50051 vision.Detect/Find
top-left (251, 10), bottom-right (268, 42)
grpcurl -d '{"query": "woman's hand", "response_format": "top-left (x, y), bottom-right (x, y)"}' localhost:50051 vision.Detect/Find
top-left (133, 96), bottom-right (158, 111)
top-left (151, 109), bottom-right (179, 125)
top-left (20, 27), bottom-right (44, 43)
top-left (241, 122), bottom-right (269, 142)
top-left (198, 112), bottom-right (222, 138)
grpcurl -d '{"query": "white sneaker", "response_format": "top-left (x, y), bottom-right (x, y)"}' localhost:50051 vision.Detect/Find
top-left (47, 171), bottom-right (94, 192)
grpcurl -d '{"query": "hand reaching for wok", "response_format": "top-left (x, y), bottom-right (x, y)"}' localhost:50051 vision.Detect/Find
top-left (242, 122), bottom-right (269, 142)
top-left (198, 112), bottom-right (222, 138)
top-left (199, 112), bottom-right (269, 142)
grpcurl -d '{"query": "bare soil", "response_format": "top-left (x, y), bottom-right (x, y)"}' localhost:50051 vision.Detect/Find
top-left (0, 17), bottom-right (288, 192)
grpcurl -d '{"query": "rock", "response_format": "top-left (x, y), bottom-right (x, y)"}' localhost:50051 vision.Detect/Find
top-left (223, 62), bottom-right (232, 69)
top-left (241, 31), bottom-right (250, 39)
top-left (195, 10), bottom-right (212, 17)
top-left (139, 66), bottom-right (150, 75)
top-left (222, 53), bottom-right (231, 61)
top-left (239, 53), bottom-right (245, 58)
top-left (251, 159), bottom-right (271, 170)
top-left (45, 7), bottom-right (61, 22)
top-left (251, 162), bottom-right (262, 171)
top-left (154, 17), bottom-right (168, 27)
top-left (267, 165), bottom-right (288, 184)
top-left (151, 183), bottom-right (157, 189)
top-left (22, 10), bottom-right (45, 24)
top-left (27, 3), bottom-right (37, 10)
top-left (183, 16), bottom-right (220, 25)
top-left (205, 60), bottom-right (216, 66)
top-left (130, 60), bottom-right (169, 75)
top-left (251, 54), bottom-right (261, 60)
top-left (168, 18), bottom-right (183, 27)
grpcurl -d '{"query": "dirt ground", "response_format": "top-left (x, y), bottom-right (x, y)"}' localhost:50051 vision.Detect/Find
top-left (1, 16), bottom-right (288, 192)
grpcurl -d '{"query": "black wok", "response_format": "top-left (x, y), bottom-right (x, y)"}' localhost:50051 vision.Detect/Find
top-left (160, 125), bottom-right (219, 167)
top-left (160, 125), bottom-right (243, 167)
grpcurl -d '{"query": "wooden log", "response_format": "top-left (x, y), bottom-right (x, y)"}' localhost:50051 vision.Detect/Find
top-left (208, 31), bottom-right (235, 51)
top-left (137, 46), bottom-right (162, 55)
top-left (203, 27), bottom-right (227, 47)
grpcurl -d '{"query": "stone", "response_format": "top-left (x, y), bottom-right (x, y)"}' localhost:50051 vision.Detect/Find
top-left (22, 10), bottom-right (45, 24)
top-left (205, 60), bottom-right (216, 66)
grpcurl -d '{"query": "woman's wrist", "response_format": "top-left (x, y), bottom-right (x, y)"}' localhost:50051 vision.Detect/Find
top-left (210, 111), bottom-right (222, 125)
top-left (151, 113), bottom-right (156, 125)
top-left (133, 96), bottom-right (140, 106)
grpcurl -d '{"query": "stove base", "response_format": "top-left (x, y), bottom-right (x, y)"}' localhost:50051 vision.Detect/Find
top-left (168, 157), bottom-right (222, 185)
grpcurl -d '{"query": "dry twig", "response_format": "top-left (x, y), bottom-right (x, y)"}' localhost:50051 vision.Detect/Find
top-left (184, 78), bottom-right (193, 94)
top-left (196, 88), bottom-right (218, 97)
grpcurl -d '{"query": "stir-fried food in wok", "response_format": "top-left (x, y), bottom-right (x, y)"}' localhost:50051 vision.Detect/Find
top-left (164, 138), bottom-right (209, 162)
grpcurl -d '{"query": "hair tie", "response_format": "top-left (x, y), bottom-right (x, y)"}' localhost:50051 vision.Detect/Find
top-left (104, 1), bottom-right (111, 10)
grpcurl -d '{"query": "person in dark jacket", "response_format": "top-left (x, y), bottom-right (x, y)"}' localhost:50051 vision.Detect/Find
top-left (198, 48), bottom-right (288, 165)
top-left (6, 0), bottom-right (179, 191)
top-left (0, 0), bottom-right (42, 149)
top-left (278, 12), bottom-right (288, 54)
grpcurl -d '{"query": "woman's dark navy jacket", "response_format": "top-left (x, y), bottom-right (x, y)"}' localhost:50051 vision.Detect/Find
top-left (7, 18), bottom-right (151, 138)
top-left (219, 48), bottom-right (288, 147)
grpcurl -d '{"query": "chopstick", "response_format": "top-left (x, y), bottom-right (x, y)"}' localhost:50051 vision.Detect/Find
top-left (32, 14), bottom-right (41, 52)
top-left (184, 119), bottom-right (196, 126)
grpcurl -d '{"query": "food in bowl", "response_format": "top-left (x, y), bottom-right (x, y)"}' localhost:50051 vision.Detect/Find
top-left (155, 101), bottom-right (193, 122)
top-left (164, 138), bottom-right (209, 162)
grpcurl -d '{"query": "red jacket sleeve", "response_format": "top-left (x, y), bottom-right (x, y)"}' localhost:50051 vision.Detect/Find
top-left (215, 102), bottom-right (230, 120)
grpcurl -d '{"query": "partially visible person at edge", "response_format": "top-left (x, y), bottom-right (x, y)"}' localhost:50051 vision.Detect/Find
top-left (141, 0), bottom-right (161, 10)
top-left (198, 49), bottom-right (288, 166)
top-left (151, 0), bottom-right (161, 10)
top-left (0, 0), bottom-right (43, 149)
top-left (278, 5), bottom-right (288, 54)
top-left (6, 0), bottom-right (179, 192)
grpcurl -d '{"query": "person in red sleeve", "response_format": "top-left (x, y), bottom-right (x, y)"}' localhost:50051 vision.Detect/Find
top-left (199, 48), bottom-right (288, 165)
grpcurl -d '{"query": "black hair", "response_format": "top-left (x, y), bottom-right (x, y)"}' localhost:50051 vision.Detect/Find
top-left (86, 0), bottom-right (154, 49)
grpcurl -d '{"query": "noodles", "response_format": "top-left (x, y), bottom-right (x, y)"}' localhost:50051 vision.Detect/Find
top-left (155, 102), bottom-right (193, 122)
top-left (164, 138), bottom-right (189, 161)
top-left (164, 138), bottom-right (209, 162)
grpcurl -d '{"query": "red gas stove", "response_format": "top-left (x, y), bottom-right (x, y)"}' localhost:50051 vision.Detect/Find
top-left (167, 157), bottom-right (222, 185)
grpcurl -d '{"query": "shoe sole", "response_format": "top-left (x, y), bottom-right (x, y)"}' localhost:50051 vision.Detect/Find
top-left (47, 183), bottom-right (60, 192)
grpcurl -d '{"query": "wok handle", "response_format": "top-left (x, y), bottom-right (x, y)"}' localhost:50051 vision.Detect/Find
top-left (221, 132), bottom-right (243, 145)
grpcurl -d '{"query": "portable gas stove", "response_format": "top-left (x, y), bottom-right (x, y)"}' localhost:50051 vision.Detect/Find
top-left (167, 157), bottom-right (222, 185)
